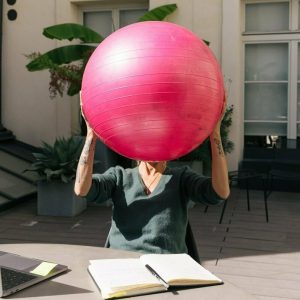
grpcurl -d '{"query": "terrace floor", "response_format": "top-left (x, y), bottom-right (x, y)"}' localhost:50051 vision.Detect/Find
top-left (0, 187), bottom-right (299, 300)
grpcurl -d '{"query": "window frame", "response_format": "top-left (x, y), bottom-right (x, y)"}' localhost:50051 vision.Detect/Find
top-left (77, 1), bottom-right (148, 34)
top-left (243, 0), bottom-right (292, 34)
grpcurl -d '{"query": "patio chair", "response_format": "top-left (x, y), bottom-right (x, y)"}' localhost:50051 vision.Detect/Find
top-left (264, 165), bottom-right (300, 197)
top-left (104, 220), bottom-right (201, 264)
top-left (205, 169), bottom-right (269, 223)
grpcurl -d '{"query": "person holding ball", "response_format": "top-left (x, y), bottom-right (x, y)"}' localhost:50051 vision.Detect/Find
top-left (74, 95), bottom-right (230, 256)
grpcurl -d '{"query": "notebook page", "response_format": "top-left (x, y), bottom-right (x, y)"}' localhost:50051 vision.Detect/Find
top-left (89, 259), bottom-right (162, 291)
top-left (140, 254), bottom-right (222, 284)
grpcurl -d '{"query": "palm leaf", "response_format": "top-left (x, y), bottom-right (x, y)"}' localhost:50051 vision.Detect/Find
top-left (138, 4), bottom-right (177, 22)
top-left (67, 82), bottom-right (81, 96)
top-left (43, 23), bottom-right (104, 43)
top-left (26, 45), bottom-right (95, 71)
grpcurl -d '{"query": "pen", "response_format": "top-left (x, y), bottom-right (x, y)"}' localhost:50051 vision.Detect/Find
top-left (145, 264), bottom-right (169, 289)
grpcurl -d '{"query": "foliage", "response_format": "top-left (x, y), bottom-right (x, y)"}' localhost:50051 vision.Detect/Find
top-left (178, 105), bottom-right (234, 164)
top-left (26, 4), bottom-right (178, 98)
top-left (138, 4), bottom-right (177, 21)
top-left (25, 137), bottom-right (83, 183)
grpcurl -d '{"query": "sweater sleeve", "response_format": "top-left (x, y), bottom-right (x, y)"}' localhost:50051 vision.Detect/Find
top-left (85, 167), bottom-right (117, 203)
top-left (181, 167), bottom-right (225, 206)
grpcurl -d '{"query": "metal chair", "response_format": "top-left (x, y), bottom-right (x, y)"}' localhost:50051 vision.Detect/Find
top-left (205, 170), bottom-right (269, 223)
top-left (185, 221), bottom-right (201, 264)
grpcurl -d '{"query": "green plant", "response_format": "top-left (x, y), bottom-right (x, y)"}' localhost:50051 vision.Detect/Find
top-left (26, 4), bottom-right (178, 98)
top-left (178, 105), bottom-right (234, 165)
top-left (26, 137), bottom-right (84, 183)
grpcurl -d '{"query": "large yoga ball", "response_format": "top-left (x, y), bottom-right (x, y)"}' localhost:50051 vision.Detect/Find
top-left (81, 21), bottom-right (224, 161)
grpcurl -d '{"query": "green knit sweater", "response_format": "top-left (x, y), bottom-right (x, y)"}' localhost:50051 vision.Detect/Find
top-left (86, 166), bottom-right (224, 254)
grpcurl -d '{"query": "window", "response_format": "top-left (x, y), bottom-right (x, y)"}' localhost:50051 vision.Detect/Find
top-left (81, 1), bottom-right (148, 38)
top-left (245, 2), bottom-right (289, 32)
top-left (243, 0), bottom-right (300, 148)
top-left (84, 11), bottom-right (113, 38)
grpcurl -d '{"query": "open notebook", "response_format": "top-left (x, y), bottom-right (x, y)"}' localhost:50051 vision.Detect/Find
top-left (88, 253), bottom-right (222, 299)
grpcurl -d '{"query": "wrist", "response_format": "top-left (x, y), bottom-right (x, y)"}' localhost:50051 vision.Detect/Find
top-left (210, 130), bottom-right (221, 141)
top-left (86, 129), bottom-right (96, 139)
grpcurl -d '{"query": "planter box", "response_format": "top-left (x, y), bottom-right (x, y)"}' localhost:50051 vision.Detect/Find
top-left (37, 181), bottom-right (86, 217)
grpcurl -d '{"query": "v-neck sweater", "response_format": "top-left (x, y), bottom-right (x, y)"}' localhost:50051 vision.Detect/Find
top-left (86, 166), bottom-right (225, 254)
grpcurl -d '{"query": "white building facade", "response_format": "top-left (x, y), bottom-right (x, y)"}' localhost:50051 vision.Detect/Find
top-left (2, 0), bottom-right (299, 171)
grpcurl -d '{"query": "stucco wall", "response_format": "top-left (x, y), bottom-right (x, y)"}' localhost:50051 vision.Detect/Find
top-left (150, 0), bottom-right (222, 61)
top-left (2, 0), bottom-right (74, 146)
top-left (221, 0), bottom-right (243, 170)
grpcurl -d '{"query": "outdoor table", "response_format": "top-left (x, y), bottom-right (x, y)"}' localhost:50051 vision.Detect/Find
top-left (0, 243), bottom-right (258, 300)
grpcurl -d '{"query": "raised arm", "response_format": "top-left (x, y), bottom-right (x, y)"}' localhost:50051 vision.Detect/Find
top-left (210, 100), bottom-right (230, 199)
top-left (74, 96), bottom-right (98, 197)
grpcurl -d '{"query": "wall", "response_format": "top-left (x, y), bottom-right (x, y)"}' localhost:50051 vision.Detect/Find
top-left (221, 0), bottom-right (243, 170)
top-left (150, 0), bottom-right (222, 60)
top-left (2, 0), bottom-right (74, 147)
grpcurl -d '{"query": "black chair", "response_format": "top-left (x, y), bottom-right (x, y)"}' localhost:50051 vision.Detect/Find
top-left (264, 167), bottom-right (300, 197)
top-left (220, 170), bottom-right (269, 223)
top-left (205, 170), bottom-right (269, 223)
top-left (104, 220), bottom-right (201, 264)
top-left (185, 221), bottom-right (201, 264)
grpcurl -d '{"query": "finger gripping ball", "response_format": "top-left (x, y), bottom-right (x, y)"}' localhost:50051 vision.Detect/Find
top-left (81, 21), bottom-right (224, 161)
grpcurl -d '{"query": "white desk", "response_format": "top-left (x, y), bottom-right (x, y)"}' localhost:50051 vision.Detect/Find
top-left (1, 243), bottom-right (257, 299)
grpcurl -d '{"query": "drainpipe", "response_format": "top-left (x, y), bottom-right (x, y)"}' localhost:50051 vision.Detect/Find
top-left (0, 0), bottom-right (14, 141)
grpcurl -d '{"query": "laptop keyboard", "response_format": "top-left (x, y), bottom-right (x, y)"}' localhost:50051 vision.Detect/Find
top-left (1, 267), bottom-right (37, 290)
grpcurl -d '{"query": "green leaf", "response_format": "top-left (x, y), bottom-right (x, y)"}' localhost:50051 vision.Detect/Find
top-left (43, 23), bottom-right (104, 43)
top-left (28, 136), bottom-right (83, 182)
top-left (67, 82), bottom-right (81, 96)
top-left (32, 152), bottom-right (47, 160)
top-left (26, 45), bottom-right (96, 71)
top-left (138, 4), bottom-right (177, 22)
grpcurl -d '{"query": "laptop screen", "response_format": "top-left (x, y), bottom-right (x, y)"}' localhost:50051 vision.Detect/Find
top-left (0, 252), bottom-right (39, 271)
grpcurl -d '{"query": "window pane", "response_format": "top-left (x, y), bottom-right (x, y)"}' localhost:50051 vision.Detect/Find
top-left (245, 83), bottom-right (288, 121)
top-left (244, 123), bottom-right (287, 136)
top-left (245, 2), bottom-right (289, 32)
top-left (120, 9), bottom-right (148, 28)
top-left (84, 11), bottom-right (113, 38)
top-left (245, 43), bottom-right (288, 81)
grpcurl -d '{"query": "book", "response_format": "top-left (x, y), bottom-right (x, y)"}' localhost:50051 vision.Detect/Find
top-left (88, 253), bottom-right (223, 299)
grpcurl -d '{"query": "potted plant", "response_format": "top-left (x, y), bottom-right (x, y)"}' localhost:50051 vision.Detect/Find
top-left (26, 136), bottom-right (85, 217)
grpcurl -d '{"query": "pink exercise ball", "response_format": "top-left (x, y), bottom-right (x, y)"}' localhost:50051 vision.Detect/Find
top-left (81, 21), bottom-right (224, 161)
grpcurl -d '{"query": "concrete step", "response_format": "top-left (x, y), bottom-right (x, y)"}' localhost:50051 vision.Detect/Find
top-left (0, 140), bottom-right (37, 162)
top-left (0, 129), bottom-right (15, 142)
top-left (0, 195), bottom-right (10, 206)
top-left (0, 150), bottom-right (39, 183)
top-left (0, 170), bottom-right (36, 200)
top-left (0, 140), bottom-right (38, 212)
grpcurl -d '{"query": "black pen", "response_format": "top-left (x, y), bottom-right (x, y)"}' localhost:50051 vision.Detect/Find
top-left (145, 264), bottom-right (169, 289)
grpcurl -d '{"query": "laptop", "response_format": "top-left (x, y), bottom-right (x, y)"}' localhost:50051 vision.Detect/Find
top-left (0, 251), bottom-right (68, 297)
